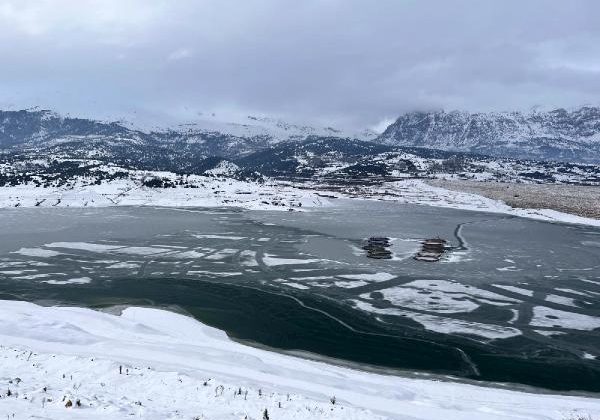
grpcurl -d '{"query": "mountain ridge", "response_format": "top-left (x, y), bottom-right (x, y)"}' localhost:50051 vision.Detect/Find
top-left (375, 107), bottom-right (600, 163)
top-left (3, 107), bottom-right (600, 165)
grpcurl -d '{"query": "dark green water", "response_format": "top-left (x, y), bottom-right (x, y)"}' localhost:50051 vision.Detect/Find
top-left (1, 203), bottom-right (599, 392)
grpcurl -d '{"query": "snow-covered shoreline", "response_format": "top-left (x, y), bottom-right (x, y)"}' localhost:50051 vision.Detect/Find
top-left (376, 179), bottom-right (600, 227)
top-left (0, 177), bottom-right (599, 227)
top-left (0, 177), bottom-right (330, 212)
top-left (0, 300), bottom-right (598, 420)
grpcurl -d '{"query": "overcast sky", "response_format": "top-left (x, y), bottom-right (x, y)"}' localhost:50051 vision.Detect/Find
top-left (0, 0), bottom-right (599, 130)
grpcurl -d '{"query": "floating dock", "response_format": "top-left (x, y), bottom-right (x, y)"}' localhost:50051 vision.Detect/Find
top-left (414, 238), bottom-right (447, 262)
top-left (363, 236), bottom-right (392, 259)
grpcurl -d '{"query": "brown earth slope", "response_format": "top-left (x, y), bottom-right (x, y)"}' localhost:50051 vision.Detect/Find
top-left (427, 180), bottom-right (600, 220)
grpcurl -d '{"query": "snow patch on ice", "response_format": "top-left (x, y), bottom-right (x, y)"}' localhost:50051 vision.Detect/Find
top-left (354, 301), bottom-right (521, 340)
top-left (106, 262), bottom-right (141, 269)
top-left (42, 277), bottom-right (92, 285)
top-left (239, 250), bottom-right (258, 266)
top-left (12, 247), bottom-right (62, 258)
top-left (263, 254), bottom-right (320, 266)
top-left (545, 294), bottom-right (578, 307)
top-left (334, 280), bottom-right (368, 288)
top-left (45, 242), bottom-right (123, 252)
top-left (338, 272), bottom-right (395, 282)
top-left (493, 284), bottom-right (534, 297)
top-left (282, 282), bottom-right (310, 290)
top-left (531, 306), bottom-right (600, 331)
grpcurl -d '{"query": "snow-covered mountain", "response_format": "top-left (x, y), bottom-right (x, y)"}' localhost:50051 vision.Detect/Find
top-left (236, 136), bottom-right (600, 184)
top-left (5, 107), bottom-right (600, 166)
top-left (174, 114), bottom-right (378, 143)
top-left (0, 109), bottom-right (376, 160)
top-left (376, 107), bottom-right (600, 164)
top-left (3, 108), bottom-right (600, 180)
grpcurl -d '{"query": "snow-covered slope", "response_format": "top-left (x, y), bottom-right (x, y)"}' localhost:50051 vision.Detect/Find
top-left (0, 168), bottom-right (328, 211)
top-left (0, 109), bottom-right (376, 162)
top-left (377, 107), bottom-right (600, 163)
top-left (173, 114), bottom-right (378, 144)
top-left (0, 300), bottom-right (597, 420)
top-left (237, 137), bottom-right (600, 184)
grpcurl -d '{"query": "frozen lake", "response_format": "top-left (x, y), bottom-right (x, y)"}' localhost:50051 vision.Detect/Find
top-left (1, 201), bottom-right (599, 392)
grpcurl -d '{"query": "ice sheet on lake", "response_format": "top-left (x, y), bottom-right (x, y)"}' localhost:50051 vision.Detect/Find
top-left (405, 280), bottom-right (520, 303)
top-left (205, 248), bottom-right (238, 260)
top-left (13, 273), bottom-right (52, 280)
top-left (282, 282), bottom-right (310, 290)
top-left (263, 254), bottom-right (320, 266)
top-left (545, 294), bottom-right (578, 307)
top-left (0, 262), bottom-right (25, 268)
top-left (239, 250), bottom-right (258, 266)
top-left (496, 265), bottom-right (522, 272)
top-left (115, 246), bottom-right (173, 255)
top-left (493, 284), bottom-right (534, 297)
top-left (45, 242), bottom-right (123, 252)
top-left (365, 287), bottom-right (479, 314)
top-left (170, 250), bottom-right (206, 259)
top-left (187, 270), bottom-right (242, 277)
top-left (369, 280), bottom-right (519, 315)
top-left (534, 329), bottom-right (566, 337)
top-left (531, 306), bottom-right (600, 331)
top-left (338, 272), bottom-right (395, 282)
top-left (334, 280), bottom-right (368, 288)
top-left (106, 262), bottom-right (141, 269)
top-left (42, 277), bottom-right (92, 285)
top-left (555, 288), bottom-right (593, 297)
top-left (12, 247), bottom-right (62, 258)
top-left (354, 301), bottom-right (521, 340)
top-left (193, 234), bottom-right (246, 240)
top-left (42, 242), bottom-right (174, 256)
top-left (0, 270), bottom-right (36, 275)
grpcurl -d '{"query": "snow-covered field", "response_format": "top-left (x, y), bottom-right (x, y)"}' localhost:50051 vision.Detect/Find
top-left (0, 300), bottom-right (598, 420)
top-left (1, 176), bottom-right (599, 226)
top-left (0, 177), bottom-right (329, 211)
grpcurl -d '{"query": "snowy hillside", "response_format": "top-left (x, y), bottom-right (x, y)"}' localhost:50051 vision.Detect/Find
top-left (236, 137), bottom-right (600, 184)
top-left (1, 160), bottom-right (598, 226)
top-left (174, 114), bottom-right (378, 143)
top-left (0, 110), bottom-right (375, 162)
top-left (377, 107), bottom-right (600, 163)
top-left (0, 164), bottom-right (328, 211)
top-left (0, 300), bottom-right (598, 420)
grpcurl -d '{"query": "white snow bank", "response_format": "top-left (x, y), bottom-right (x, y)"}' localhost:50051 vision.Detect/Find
top-left (0, 176), bottom-right (330, 212)
top-left (1, 175), bottom-right (597, 227)
top-left (0, 300), bottom-right (597, 420)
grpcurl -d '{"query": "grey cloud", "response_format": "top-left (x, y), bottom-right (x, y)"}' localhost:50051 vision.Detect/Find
top-left (0, 0), bottom-right (599, 130)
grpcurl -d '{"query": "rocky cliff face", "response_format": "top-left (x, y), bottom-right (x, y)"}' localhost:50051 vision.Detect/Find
top-left (376, 107), bottom-right (600, 163)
